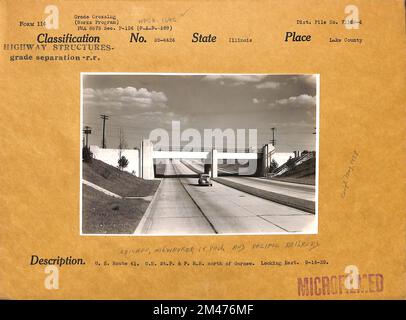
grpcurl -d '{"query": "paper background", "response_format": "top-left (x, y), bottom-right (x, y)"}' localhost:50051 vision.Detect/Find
top-left (0, 0), bottom-right (405, 299)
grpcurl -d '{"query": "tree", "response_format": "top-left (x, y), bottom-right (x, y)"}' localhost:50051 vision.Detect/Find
top-left (117, 128), bottom-right (129, 171)
top-left (269, 159), bottom-right (279, 173)
top-left (286, 156), bottom-right (296, 170)
top-left (118, 156), bottom-right (129, 171)
top-left (118, 128), bottom-right (127, 158)
top-left (82, 146), bottom-right (93, 163)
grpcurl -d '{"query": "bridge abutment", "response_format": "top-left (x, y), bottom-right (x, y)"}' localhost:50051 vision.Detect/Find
top-left (261, 144), bottom-right (275, 177)
top-left (141, 139), bottom-right (155, 180)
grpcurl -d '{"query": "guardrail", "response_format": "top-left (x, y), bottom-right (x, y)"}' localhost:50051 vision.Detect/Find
top-left (271, 152), bottom-right (314, 177)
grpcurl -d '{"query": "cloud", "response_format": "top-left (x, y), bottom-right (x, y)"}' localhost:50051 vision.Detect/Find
top-left (255, 81), bottom-right (280, 89)
top-left (202, 74), bottom-right (267, 86)
top-left (83, 87), bottom-right (168, 108)
top-left (270, 94), bottom-right (316, 107)
top-left (306, 110), bottom-right (316, 121)
top-left (289, 74), bottom-right (317, 89)
top-left (139, 111), bottom-right (164, 116)
top-left (252, 98), bottom-right (267, 104)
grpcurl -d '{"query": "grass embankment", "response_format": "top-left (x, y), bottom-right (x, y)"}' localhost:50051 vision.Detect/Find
top-left (272, 157), bottom-right (316, 185)
top-left (83, 159), bottom-right (159, 197)
top-left (82, 185), bottom-right (149, 234)
top-left (82, 159), bottom-right (160, 234)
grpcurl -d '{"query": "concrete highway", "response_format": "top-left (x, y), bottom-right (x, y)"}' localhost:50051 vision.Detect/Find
top-left (137, 160), bottom-right (315, 235)
top-left (181, 160), bottom-right (315, 201)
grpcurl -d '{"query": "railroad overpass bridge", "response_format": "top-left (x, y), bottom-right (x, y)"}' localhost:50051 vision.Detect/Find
top-left (141, 139), bottom-right (275, 180)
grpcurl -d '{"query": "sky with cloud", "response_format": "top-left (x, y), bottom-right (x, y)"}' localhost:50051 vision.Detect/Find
top-left (82, 74), bottom-right (317, 153)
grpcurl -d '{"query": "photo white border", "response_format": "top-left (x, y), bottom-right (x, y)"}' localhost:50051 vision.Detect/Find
top-left (79, 72), bottom-right (320, 237)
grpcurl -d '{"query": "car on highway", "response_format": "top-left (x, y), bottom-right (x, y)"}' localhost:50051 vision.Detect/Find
top-left (198, 173), bottom-right (212, 186)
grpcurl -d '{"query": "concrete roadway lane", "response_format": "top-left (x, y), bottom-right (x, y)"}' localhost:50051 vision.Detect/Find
top-left (139, 160), bottom-right (215, 235)
top-left (183, 160), bottom-right (315, 201)
top-left (139, 160), bottom-right (315, 235)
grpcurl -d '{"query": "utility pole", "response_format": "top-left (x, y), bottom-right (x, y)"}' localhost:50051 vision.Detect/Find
top-left (270, 127), bottom-right (276, 146)
top-left (83, 126), bottom-right (92, 148)
top-left (100, 114), bottom-right (109, 148)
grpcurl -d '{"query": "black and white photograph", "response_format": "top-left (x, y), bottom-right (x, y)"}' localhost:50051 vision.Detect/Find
top-left (80, 73), bottom-right (319, 235)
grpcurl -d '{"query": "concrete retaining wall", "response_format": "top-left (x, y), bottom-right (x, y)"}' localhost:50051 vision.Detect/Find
top-left (90, 145), bottom-right (140, 176)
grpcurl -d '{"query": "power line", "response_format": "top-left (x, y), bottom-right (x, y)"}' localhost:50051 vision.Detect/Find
top-left (83, 126), bottom-right (92, 148)
top-left (270, 127), bottom-right (276, 146)
top-left (100, 115), bottom-right (109, 148)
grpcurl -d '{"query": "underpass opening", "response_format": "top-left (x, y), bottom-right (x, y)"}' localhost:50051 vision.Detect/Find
top-left (148, 145), bottom-right (272, 179)
top-left (154, 159), bottom-right (202, 178)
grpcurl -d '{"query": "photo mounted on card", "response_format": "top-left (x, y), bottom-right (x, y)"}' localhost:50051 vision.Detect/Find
top-left (80, 73), bottom-right (319, 236)
top-left (0, 0), bottom-right (405, 300)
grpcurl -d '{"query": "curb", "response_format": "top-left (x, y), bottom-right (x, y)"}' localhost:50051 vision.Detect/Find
top-left (268, 177), bottom-right (315, 186)
top-left (214, 177), bottom-right (315, 214)
top-left (133, 179), bottom-right (163, 234)
top-left (82, 179), bottom-right (122, 198)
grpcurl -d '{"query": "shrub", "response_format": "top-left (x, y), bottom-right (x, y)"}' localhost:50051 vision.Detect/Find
top-left (286, 156), bottom-right (296, 169)
top-left (118, 155), bottom-right (129, 171)
top-left (82, 146), bottom-right (93, 163)
top-left (269, 159), bottom-right (279, 173)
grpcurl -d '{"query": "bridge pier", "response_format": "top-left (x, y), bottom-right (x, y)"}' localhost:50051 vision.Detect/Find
top-left (261, 144), bottom-right (275, 177)
top-left (211, 149), bottom-right (218, 178)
